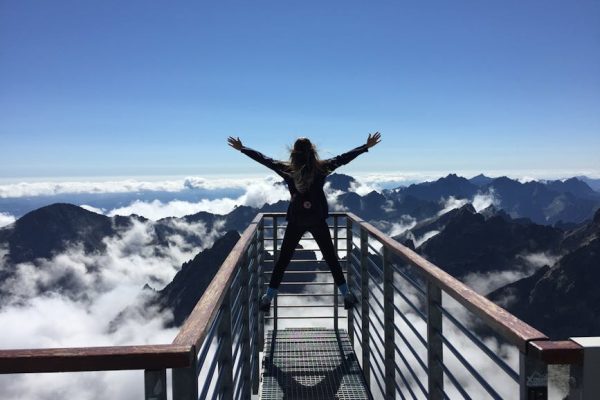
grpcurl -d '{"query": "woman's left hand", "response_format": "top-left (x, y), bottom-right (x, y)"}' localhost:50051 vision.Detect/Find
top-left (366, 132), bottom-right (381, 148)
top-left (227, 136), bottom-right (243, 150)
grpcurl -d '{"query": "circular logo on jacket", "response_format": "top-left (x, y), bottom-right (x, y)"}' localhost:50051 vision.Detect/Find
top-left (303, 201), bottom-right (312, 209)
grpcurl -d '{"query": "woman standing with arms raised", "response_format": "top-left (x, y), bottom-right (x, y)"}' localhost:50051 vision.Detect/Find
top-left (227, 132), bottom-right (381, 312)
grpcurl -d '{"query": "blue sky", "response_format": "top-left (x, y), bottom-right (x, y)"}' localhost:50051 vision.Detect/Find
top-left (1, 0), bottom-right (599, 178)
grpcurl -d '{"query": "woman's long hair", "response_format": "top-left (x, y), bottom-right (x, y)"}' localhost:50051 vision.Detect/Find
top-left (287, 138), bottom-right (325, 193)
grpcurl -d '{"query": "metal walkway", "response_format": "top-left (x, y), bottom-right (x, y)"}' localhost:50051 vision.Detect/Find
top-left (259, 328), bottom-right (371, 400)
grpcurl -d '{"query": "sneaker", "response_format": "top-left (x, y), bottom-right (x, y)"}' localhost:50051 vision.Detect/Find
top-left (259, 294), bottom-right (272, 313)
top-left (343, 291), bottom-right (358, 310)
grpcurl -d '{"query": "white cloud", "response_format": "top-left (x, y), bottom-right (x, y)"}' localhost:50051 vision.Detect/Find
top-left (461, 251), bottom-right (557, 296)
top-left (80, 204), bottom-right (106, 214)
top-left (0, 175), bottom-right (265, 198)
top-left (324, 182), bottom-right (348, 212)
top-left (0, 216), bottom-right (226, 399)
top-left (0, 212), bottom-right (16, 228)
top-left (412, 230), bottom-right (440, 247)
top-left (105, 176), bottom-right (289, 220)
top-left (472, 189), bottom-right (500, 212)
top-left (438, 196), bottom-right (469, 216)
top-left (437, 190), bottom-right (500, 216)
top-left (386, 215), bottom-right (417, 237)
top-left (517, 252), bottom-right (560, 269)
top-left (348, 179), bottom-right (381, 196)
top-left (107, 198), bottom-right (238, 219)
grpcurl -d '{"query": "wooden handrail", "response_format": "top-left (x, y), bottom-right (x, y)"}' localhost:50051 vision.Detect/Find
top-left (528, 340), bottom-right (583, 365)
top-left (0, 344), bottom-right (193, 374)
top-left (344, 212), bottom-right (549, 352)
top-left (172, 213), bottom-right (262, 349)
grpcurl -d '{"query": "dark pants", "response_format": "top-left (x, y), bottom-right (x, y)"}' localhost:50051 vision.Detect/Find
top-left (269, 219), bottom-right (346, 289)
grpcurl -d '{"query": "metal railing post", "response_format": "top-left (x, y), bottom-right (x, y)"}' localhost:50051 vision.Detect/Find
top-left (333, 215), bottom-right (339, 332)
top-left (240, 251), bottom-right (251, 399)
top-left (346, 217), bottom-right (354, 344)
top-left (217, 288), bottom-right (234, 400)
top-left (258, 218), bottom-right (265, 353)
top-left (273, 216), bottom-right (278, 332)
top-left (383, 246), bottom-right (395, 398)
top-left (253, 219), bottom-right (263, 393)
top-left (360, 226), bottom-right (370, 385)
top-left (172, 347), bottom-right (198, 400)
top-left (145, 369), bottom-right (167, 400)
top-left (427, 281), bottom-right (443, 400)
top-left (519, 351), bottom-right (547, 399)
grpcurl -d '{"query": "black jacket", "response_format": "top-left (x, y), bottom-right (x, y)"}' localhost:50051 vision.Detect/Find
top-left (240, 144), bottom-right (369, 225)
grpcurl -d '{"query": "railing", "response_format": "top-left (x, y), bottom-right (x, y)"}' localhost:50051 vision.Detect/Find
top-left (0, 211), bottom-right (596, 399)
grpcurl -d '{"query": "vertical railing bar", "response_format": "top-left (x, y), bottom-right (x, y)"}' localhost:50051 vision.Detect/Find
top-left (360, 226), bottom-right (371, 386)
top-left (333, 214), bottom-right (339, 332)
top-left (252, 218), bottom-right (262, 394)
top-left (145, 369), bottom-right (167, 400)
top-left (172, 347), bottom-right (198, 400)
top-left (240, 249), bottom-right (251, 400)
top-left (273, 215), bottom-right (278, 333)
top-left (519, 350), bottom-right (548, 400)
top-left (346, 216), bottom-right (354, 344)
top-left (258, 218), bottom-right (265, 354)
top-left (217, 287), bottom-right (234, 400)
top-left (427, 281), bottom-right (443, 400)
top-left (383, 245), bottom-right (396, 398)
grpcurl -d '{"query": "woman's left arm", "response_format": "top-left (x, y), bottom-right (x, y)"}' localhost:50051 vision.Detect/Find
top-left (322, 132), bottom-right (381, 173)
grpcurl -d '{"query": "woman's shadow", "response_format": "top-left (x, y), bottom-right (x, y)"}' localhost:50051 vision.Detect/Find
top-left (263, 330), bottom-right (369, 399)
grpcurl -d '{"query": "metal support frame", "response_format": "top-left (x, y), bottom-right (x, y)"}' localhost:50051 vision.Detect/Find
top-left (172, 347), bottom-right (198, 400)
top-left (217, 288), bottom-right (234, 400)
top-left (239, 252), bottom-right (251, 399)
top-left (144, 369), bottom-right (167, 400)
top-left (346, 217), bottom-right (354, 344)
top-left (252, 222), bottom-right (262, 393)
top-left (520, 351), bottom-right (548, 400)
top-left (273, 216), bottom-right (278, 332)
top-left (333, 215), bottom-right (339, 332)
top-left (258, 220), bottom-right (265, 354)
top-left (427, 282), bottom-right (443, 400)
top-left (360, 227), bottom-right (370, 385)
top-left (382, 246), bottom-right (395, 399)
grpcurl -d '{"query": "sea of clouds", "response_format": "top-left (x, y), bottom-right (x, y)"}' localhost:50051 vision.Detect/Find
top-left (0, 216), bottom-right (225, 399)
top-left (0, 173), bottom-right (570, 399)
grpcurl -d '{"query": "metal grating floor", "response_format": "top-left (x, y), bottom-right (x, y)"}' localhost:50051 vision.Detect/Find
top-left (259, 328), bottom-right (371, 400)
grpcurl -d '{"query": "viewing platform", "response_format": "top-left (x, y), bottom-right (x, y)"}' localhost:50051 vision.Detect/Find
top-left (0, 212), bottom-right (598, 399)
top-left (260, 328), bottom-right (370, 399)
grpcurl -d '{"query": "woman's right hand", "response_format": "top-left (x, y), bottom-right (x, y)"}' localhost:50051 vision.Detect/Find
top-left (366, 132), bottom-right (381, 148)
top-left (227, 136), bottom-right (243, 150)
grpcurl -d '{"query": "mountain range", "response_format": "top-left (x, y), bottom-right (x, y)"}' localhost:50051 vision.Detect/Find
top-left (0, 172), bottom-right (599, 339)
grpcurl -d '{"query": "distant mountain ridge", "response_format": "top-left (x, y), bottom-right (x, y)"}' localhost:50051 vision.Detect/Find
top-left (1, 172), bottom-right (599, 338)
top-left (393, 174), bottom-right (600, 225)
top-left (488, 209), bottom-right (600, 338)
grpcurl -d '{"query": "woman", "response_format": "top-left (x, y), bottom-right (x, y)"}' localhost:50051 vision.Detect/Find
top-left (227, 132), bottom-right (381, 312)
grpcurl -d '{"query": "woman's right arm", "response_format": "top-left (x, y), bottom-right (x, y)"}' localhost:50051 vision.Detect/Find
top-left (228, 136), bottom-right (289, 178)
